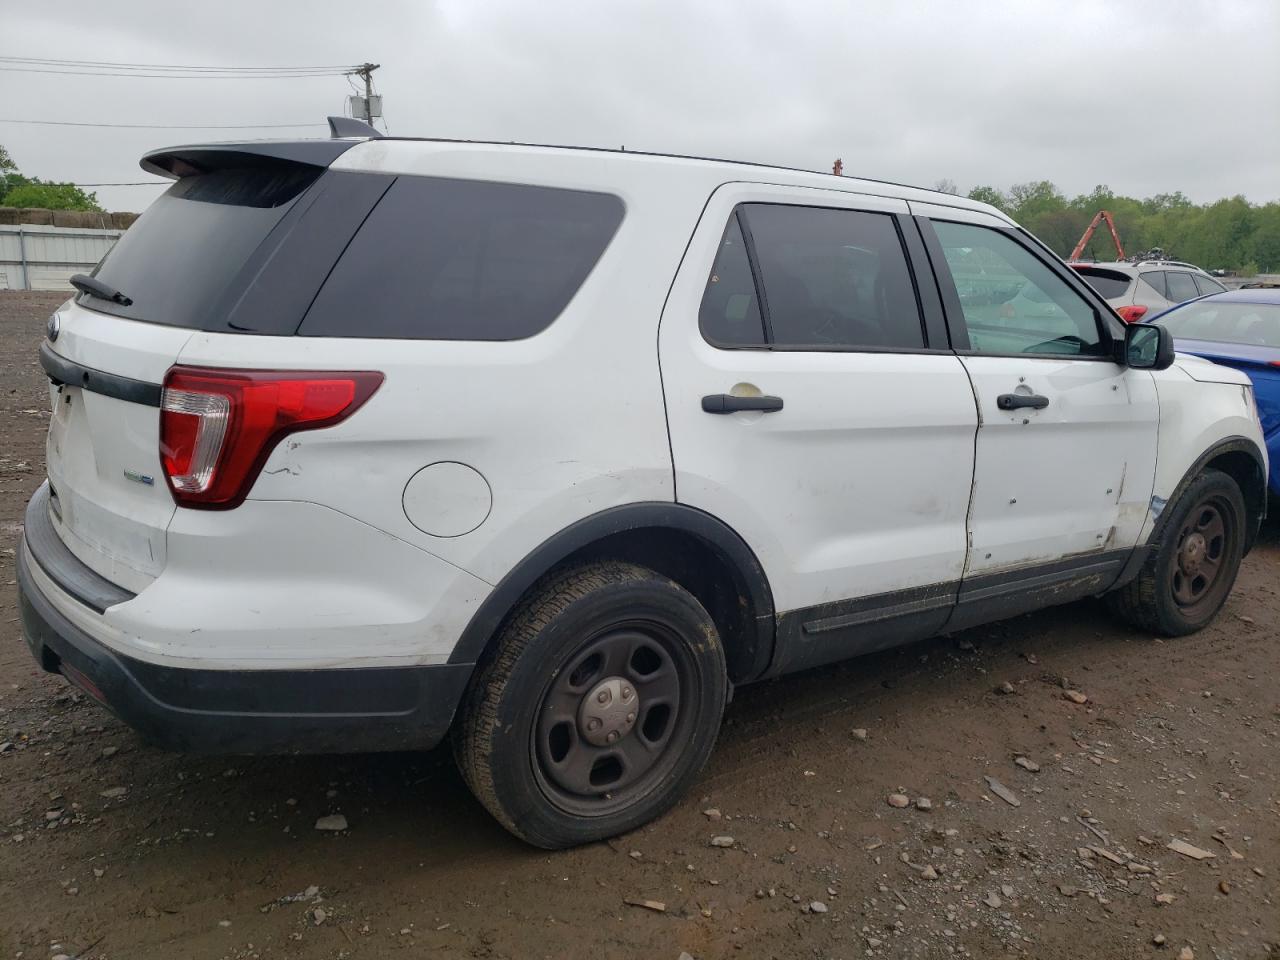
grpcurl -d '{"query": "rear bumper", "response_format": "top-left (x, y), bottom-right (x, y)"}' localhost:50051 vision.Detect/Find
top-left (17, 529), bottom-right (473, 755)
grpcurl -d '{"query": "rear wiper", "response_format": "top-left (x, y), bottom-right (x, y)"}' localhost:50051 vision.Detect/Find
top-left (70, 274), bottom-right (133, 306)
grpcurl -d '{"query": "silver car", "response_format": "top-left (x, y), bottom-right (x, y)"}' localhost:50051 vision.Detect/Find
top-left (1071, 261), bottom-right (1227, 323)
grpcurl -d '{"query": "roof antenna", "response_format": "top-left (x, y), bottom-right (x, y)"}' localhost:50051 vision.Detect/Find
top-left (832, 158), bottom-right (843, 176)
top-left (327, 115), bottom-right (384, 139)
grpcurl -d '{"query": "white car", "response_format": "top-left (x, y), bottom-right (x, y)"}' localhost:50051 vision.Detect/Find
top-left (18, 119), bottom-right (1269, 848)
top-left (1071, 260), bottom-right (1228, 323)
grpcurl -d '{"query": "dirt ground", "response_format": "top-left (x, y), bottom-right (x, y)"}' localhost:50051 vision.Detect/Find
top-left (1, 290), bottom-right (1277, 960)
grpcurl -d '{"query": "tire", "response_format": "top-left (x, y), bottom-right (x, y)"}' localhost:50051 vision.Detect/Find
top-left (1107, 468), bottom-right (1246, 636)
top-left (452, 561), bottom-right (728, 849)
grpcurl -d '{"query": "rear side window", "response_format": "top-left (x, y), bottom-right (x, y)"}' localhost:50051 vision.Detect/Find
top-left (702, 203), bottom-right (924, 350)
top-left (301, 177), bottom-right (623, 340)
top-left (1072, 267), bottom-right (1132, 300)
top-left (1166, 271), bottom-right (1201, 303)
top-left (1194, 274), bottom-right (1227, 296)
top-left (83, 164), bottom-right (321, 330)
top-left (1141, 271), bottom-right (1168, 298)
top-left (700, 213), bottom-right (765, 346)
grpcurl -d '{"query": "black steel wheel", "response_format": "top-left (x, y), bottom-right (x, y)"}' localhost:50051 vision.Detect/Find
top-left (1169, 498), bottom-right (1235, 615)
top-left (532, 620), bottom-right (696, 817)
top-left (453, 562), bottom-right (727, 849)
top-left (1107, 468), bottom-right (1246, 636)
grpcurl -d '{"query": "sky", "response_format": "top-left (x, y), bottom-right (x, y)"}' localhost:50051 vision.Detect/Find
top-left (3, 0), bottom-right (1277, 213)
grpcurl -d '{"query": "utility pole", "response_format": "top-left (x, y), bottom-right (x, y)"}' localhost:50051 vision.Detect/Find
top-left (352, 62), bottom-right (381, 128)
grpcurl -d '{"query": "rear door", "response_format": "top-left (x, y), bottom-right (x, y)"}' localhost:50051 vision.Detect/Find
top-left (660, 184), bottom-right (978, 673)
top-left (39, 151), bottom-right (384, 594)
top-left (913, 205), bottom-right (1159, 621)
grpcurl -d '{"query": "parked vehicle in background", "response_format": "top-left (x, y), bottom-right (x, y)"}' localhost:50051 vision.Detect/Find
top-left (1153, 288), bottom-right (1280, 497)
top-left (15, 120), bottom-right (1270, 847)
top-left (1071, 260), bottom-right (1227, 323)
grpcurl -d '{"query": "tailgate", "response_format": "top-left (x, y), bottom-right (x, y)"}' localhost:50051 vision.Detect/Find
top-left (42, 299), bottom-right (191, 592)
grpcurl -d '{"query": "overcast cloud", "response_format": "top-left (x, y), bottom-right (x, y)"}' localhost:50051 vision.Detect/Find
top-left (3, 0), bottom-right (1277, 213)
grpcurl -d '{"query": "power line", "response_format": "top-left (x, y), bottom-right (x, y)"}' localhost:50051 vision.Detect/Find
top-left (71, 182), bottom-right (165, 187)
top-left (0, 117), bottom-right (324, 130)
top-left (0, 55), bottom-right (359, 73)
top-left (0, 65), bottom-right (347, 79)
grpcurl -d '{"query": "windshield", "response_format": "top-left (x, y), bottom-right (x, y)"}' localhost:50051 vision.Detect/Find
top-left (1156, 300), bottom-right (1280, 348)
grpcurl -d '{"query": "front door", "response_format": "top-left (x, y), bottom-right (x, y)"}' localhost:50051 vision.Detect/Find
top-left (914, 204), bottom-right (1159, 619)
top-left (659, 185), bottom-right (979, 673)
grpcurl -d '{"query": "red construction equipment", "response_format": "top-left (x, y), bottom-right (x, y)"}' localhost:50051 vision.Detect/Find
top-left (1069, 210), bottom-right (1125, 262)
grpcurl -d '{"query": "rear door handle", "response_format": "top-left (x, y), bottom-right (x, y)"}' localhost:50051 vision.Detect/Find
top-left (702, 394), bottom-right (784, 414)
top-left (996, 393), bottom-right (1050, 411)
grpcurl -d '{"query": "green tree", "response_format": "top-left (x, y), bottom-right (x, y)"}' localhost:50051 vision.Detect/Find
top-left (3, 180), bottom-right (102, 211)
top-left (967, 185), bottom-right (1008, 211)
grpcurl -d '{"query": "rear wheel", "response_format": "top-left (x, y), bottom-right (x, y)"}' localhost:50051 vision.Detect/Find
top-left (453, 562), bottom-right (727, 849)
top-left (1107, 469), bottom-right (1245, 636)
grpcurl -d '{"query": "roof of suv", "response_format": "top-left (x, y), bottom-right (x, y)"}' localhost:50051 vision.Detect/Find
top-left (1074, 261), bottom-right (1210, 276)
top-left (143, 134), bottom-right (1013, 224)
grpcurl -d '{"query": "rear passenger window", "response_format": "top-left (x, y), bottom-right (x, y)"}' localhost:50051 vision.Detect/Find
top-left (301, 177), bottom-right (624, 340)
top-left (1165, 271), bottom-right (1200, 303)
top-left (1141, 271), bottom-right (1168, 298)
top-left (699, 213), bottom-right (765, 346)
top-left (731, 204), bottom-right (924, 349)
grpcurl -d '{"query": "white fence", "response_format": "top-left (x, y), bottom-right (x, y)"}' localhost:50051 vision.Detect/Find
top-left (0, 224), bottom-right (122, 291)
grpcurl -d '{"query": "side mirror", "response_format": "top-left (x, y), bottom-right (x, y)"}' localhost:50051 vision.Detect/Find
top-left (1125, 323), bottom-right (1175, 370)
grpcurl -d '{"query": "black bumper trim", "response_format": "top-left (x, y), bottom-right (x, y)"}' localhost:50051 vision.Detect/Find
top-left (40, 342), bottom-right (162, 408)
top-left (17, 544), bottom-right (473, 754)
top-left (24, 483), bottom-right (136, 614)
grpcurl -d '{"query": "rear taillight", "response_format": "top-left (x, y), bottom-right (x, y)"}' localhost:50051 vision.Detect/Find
top-left (159, 367), bottom-right (383, 509)
top-left (1115, 305), bottom-right (1149, 324)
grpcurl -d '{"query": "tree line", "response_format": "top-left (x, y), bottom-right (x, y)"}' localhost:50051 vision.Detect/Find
top-left (0, 144), bottom-right (102, 212)
top-left (936, 179), bottom-right (1280, 275)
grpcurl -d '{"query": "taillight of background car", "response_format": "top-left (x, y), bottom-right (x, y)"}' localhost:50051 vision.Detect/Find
top-left (1115, 305), bottom-right (1149, 323)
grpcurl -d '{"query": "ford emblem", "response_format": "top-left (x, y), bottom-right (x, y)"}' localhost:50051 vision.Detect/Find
top-left (47, 313), bottom-right (61, 342)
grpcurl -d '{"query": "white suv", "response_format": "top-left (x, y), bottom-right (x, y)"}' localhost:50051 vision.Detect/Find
top-left (1072, 260), bottom-right (1228, 323)
top-left (18, 120), bottom-right (1268, 848)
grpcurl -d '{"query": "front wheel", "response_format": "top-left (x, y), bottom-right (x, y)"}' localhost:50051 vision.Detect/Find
top-left (452, 562), bottom-right (728, 849)
top-left (1107, 468), bottom-right (1246, 636)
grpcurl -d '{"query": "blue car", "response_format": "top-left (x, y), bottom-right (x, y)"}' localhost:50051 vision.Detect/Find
top-left (1152, 288), bottom-right (1280, 497)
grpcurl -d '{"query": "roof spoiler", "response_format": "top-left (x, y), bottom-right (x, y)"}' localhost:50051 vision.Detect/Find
top-left (141, 140), bottom-right (364, 180)
top-left (327, 115), bottom-right (383, 139)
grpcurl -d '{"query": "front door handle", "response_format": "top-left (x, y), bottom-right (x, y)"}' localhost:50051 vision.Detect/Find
top-left (702, 394), bottom-right (784, 414)
top-left (997, 393), bottom-right (1050, 411)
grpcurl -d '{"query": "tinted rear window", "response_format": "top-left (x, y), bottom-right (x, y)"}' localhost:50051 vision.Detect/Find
top-left (84, 165), bottom-right (320, 329)
top-left (1073, 266), bottom-right (1132, 300)
top-left (300, 177), bottom-right (624, 340)
top-left (739, 203), bottom-right (924, 349)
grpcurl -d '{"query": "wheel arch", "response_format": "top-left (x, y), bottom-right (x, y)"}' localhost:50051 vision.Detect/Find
top-left (449, 503), bottom-right (777, 683)
top-left (1154, 436), bottom-right (1267, 555)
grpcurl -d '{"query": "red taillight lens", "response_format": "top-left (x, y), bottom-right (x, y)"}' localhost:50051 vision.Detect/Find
top-left (1116, 305), bottom-right (1149, 324)
top-left (159, 367), bottom-right (383, 509)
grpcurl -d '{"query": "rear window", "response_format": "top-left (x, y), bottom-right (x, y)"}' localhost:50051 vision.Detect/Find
top-left (1072, 266), bottom-right (1132, 300)
top-left (84, 165), bottom-right (320, 329)
top-left (300, 177), bottom-right (624, 340)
